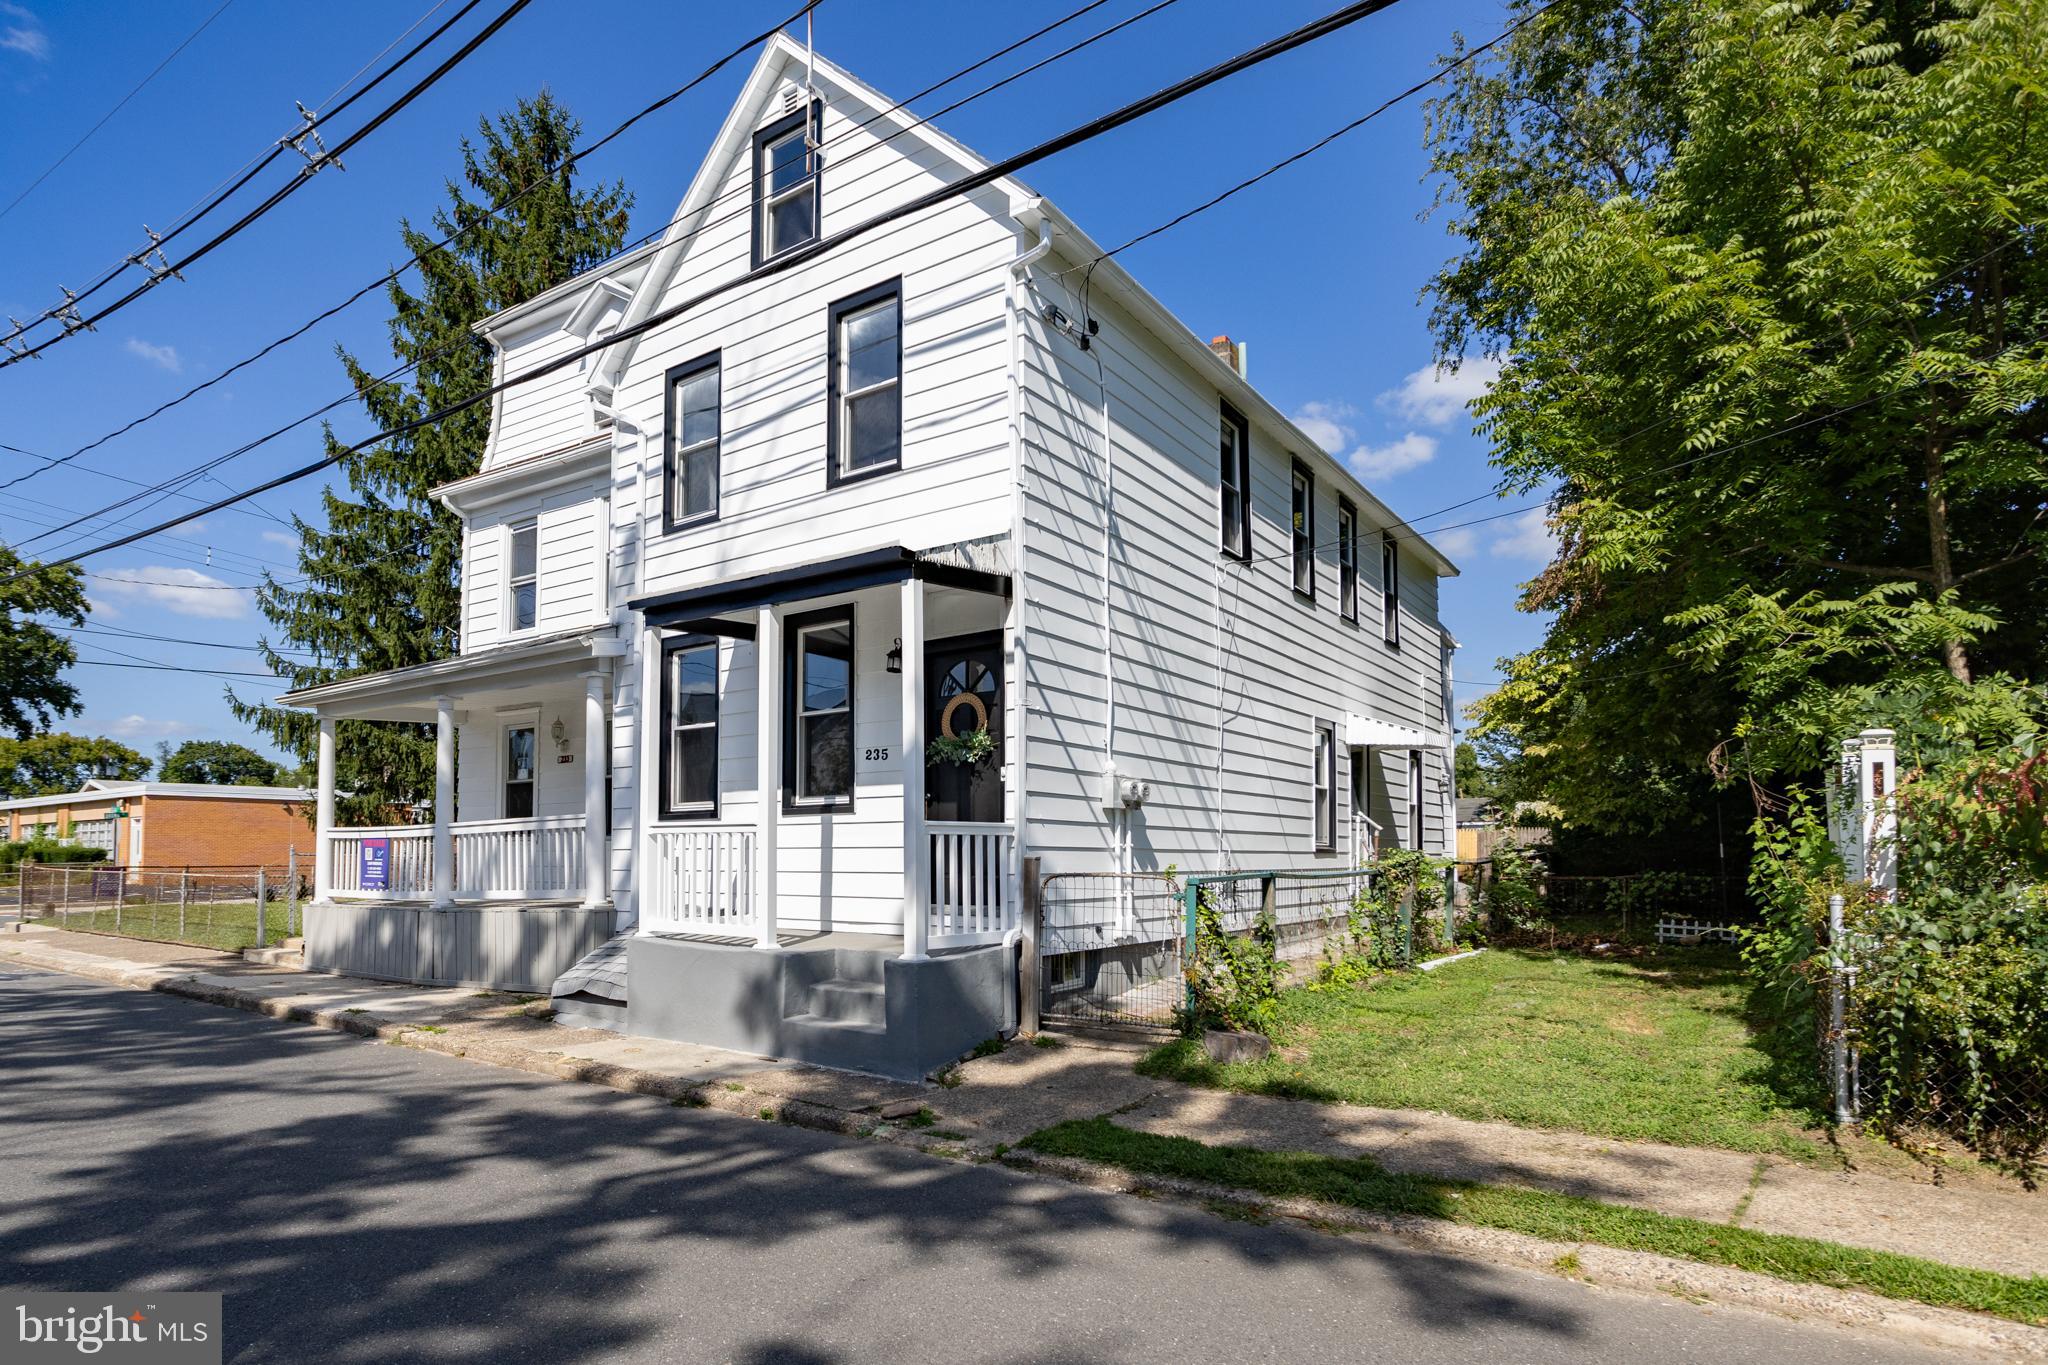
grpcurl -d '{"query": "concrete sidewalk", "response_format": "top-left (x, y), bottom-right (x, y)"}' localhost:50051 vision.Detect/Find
top-left (5, 924), bottom-right (2040, 1282)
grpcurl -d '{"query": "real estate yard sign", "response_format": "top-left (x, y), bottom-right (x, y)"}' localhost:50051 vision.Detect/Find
top-left (360, 838), bottom-right (389, 892)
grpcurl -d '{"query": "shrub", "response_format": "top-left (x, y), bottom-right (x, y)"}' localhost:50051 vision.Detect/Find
top-left (1183, 887), bottom-right (1284, 1035)
top-left (0, 840), bottom-right (110, 869)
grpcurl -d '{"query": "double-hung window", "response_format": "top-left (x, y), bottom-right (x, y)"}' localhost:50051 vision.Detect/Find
top-left (828, 281), bottom-right (902, 484)
top-left (665, 354), bottom-right (720, 529)
top-left (1338, 498), bottom-right (1359, 623)
top-left (785, 610), bottom-right (854, 810)
top-left (752, 104), bottom-right (820, 265)
top-left (662, 636), bottom-right (720, 819)
top-left (1219, 403), bottom-right (1250, 559)
top-left (1291, 459), bottom-right (1315, 598)
top-left (1382, 531), bottom-right (1401, 647)
top-left (1313, 722), bottom-right (1337, 853)
top-left (507, 521), bottom-right (538, 633)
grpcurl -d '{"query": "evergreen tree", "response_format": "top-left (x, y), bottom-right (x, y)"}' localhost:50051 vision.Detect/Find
top-left (232, 93), bottom-right (630, 820)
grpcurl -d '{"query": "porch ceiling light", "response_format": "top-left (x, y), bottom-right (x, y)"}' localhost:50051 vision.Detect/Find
top-left (886, 638), bottom-right (903, 674)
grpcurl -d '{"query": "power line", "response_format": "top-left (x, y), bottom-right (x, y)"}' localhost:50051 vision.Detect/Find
top-left (69, 658), bottom-right (284, 681)
top-left (57, 622), bottom-right (317, 657)
top-left (1, 0), bottom-right (1152, 510)
top-left (0, 0), bottom-right (530, 366)
top-left (0, 0), bottom-right (237, 226)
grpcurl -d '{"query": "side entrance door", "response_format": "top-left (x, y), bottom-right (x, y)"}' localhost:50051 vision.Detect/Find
top-left (924, 631), bottom-right (1004, 823)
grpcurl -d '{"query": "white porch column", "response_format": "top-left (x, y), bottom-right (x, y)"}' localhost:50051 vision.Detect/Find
top-left (314, 717), bottom-right (336, 901)
top-left (431, 695), bottom-right (456, 907)
top-left (755, 605), bottom-right (781, 949)
top-left (901, 577), bottom-right (928, 961)
top-left (582, 670), bottom-right (609, 908)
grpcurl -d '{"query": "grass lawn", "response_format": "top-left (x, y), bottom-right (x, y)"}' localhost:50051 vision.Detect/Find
top-left (31, 901), bottom-right (287, 954)
top-left (1020, 1118), bottom-right (2048, 1326)
top-left (1142, 946), bottom-right (1827, 1158)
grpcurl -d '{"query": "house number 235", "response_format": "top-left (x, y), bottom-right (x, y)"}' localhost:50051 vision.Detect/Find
top-left (863, 747), bottom-right (890, 762)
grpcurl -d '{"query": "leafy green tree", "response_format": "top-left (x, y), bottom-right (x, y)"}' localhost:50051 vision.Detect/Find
top-left (155, 739), bottom-right (287, 786)
top-left (231, 93), bottom-right (630, 820)
top-left (1429, 0), bottom-right (2048, 830)
top-left (1453, 742), bottom-right (1495, 799)
top-left (0, 545), bottom-right (87, 738)
top-left (0, 733), bottom-right (149, 797)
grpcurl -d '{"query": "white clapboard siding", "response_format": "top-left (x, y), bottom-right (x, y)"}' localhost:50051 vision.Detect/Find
top-left (460, 478), bottom-right (608, 652)
top-left (484, 317), bottom-right (602, 471)
top-left (1016, 263), bottom-right (1453, 876)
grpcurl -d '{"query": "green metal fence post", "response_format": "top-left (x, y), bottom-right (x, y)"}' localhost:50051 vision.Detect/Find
top-left (1400, 889), bottom-right (1413, 965)
top-left (1182, 878), bottom-right (1202, 1017)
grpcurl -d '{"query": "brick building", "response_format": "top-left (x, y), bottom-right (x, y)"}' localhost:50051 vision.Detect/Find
top-left (1, 780), bottom-right (315, 868)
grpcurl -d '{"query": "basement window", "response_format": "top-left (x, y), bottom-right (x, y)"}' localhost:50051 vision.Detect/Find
top-left (753, 103), bottom-right (821, 265)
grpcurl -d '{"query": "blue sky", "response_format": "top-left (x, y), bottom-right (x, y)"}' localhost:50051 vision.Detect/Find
top-left (0, 0), bottom-right (1550, 765)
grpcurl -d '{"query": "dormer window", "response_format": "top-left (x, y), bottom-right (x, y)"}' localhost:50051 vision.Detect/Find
top-left (753, 102), bottom-right (821, 266)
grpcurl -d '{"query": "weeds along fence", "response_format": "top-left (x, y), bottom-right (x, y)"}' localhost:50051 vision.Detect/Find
top-left (1036, 866), bottom-right (1455, 1032)
top-left (15, 859), bottom-right (311, 952)
top-left (1459, 862), bottom-right (1748, 947)
top-left (1819, 893), bottom-right (2047, 1179)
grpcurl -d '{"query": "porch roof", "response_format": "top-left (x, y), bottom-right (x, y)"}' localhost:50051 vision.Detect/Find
top-left (276, 627), bottom-right (623, 721)
top-left (628, 544), bottom-right (1009, 629)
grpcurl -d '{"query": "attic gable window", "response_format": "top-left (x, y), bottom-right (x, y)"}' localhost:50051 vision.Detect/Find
top-left (753, 102), bottom-right (821, 266)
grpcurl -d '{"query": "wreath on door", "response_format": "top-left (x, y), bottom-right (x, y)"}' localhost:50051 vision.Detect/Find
top-left (926, 659), bottom-right (998, 768)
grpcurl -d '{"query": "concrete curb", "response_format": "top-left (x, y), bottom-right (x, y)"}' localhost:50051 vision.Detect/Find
top-left (998, 1149), bottom-right (2048, 1360)
top-left (11, 935), bottom-right (2039, 1357)
top-left (0, 939), bottom-right (909, 1144)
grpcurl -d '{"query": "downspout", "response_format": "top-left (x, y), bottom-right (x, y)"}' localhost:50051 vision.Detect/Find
top-left (1009, 207), bottom-right (1052, 934)
top-left (590, 398), bottom-right (647, 926)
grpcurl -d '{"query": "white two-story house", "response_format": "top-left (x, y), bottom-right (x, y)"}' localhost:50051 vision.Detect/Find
top-left (282, 35), bottom-right (1459, 1079)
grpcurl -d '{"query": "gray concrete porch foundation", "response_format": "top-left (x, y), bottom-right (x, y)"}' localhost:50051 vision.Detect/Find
top-left (304, 899), bottom-right (617, 993)
top-left (626, 932), bottom-right (1011, 1082)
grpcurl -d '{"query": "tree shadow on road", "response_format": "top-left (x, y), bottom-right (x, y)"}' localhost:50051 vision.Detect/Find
top-left (0, 975), bottom-right (1601, 1363)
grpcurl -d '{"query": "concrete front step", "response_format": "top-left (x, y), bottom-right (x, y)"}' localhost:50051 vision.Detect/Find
top-left (805, 977), bottom-right (886, 1027)
top-left (243, 944), bottom-right (304, 966)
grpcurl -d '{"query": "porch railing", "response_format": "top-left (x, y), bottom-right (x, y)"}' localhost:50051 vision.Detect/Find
top-left (452, 815), bottom-right (582, 900)
top-left (327, 826), bottom-right (434, 898)
top-left (928, 821), bottom-right (1016, 948)
top-left (642, 825), bottom-right (756, 937)
top-left (323, 816), bottom-right (584, 900)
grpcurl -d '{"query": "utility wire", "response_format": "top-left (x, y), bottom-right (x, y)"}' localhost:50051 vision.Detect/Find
top-left (1, 0), bottom-right (1152, 506)
top-left (0, 0), bottom-right (528, 366)
top-left (0, 0), bottom-right (237, 226)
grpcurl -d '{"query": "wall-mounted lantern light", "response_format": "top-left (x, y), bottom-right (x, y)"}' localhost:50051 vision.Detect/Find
top-left (886, 638), bottom-right (903, 674)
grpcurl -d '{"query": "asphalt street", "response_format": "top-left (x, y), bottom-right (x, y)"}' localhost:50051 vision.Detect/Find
top-left (0, 966), bottom-right (1954, 1364)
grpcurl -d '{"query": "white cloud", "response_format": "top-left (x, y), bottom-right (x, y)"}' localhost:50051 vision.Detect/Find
top-left (1380, 356), bottom-right (1502, 428)
top-left (259, 529), bottom-right (299, 549)
top-left (91, 566), bottom-right (250, 620)
top-left (104, 714), bottom-right (190, 740)
top-left (1348, 432), bottom-right (1439, 482)
top-left (1430, 526), bottom-right (1478, 560)
top-left (124, 337), bottom-right (181, 372)
top-left (1291, 400), bottom-right (1356, 455)
top-left (1489, 508), bottom-right (1558, 562)
top-left (0, 3), bottom-right (49, 60)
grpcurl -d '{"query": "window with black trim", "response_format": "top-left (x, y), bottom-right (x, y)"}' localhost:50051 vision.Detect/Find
top-left (752, 103), bottom-right (820, 265)
top-left (1219, 403), bottom-right (1250, 559)
top-left (785, 609), bottom-right (854, 810)
top-left (1313, 721), bottom-right (1337, 852)
top-left (827, 281), bottom-right (902, 484)
top-left (1291, 459), bottom-right (1315, 598)
top-left (1382, 531), bottom-right (1401, 647)
top-left (1338, 498), bottom-right (1359, 622)
top-left (661, 635), bottom-right (720, 819)
top-left (507, 521), bottom-right (538, 632)
top-left (665, 353), bottom-right (720, 530)
top-left (1408, 749), bottom-right (1425, 849)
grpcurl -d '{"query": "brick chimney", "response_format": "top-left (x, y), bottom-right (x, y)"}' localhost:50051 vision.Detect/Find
top-left (1209, 334), bottom-right (1247, 376)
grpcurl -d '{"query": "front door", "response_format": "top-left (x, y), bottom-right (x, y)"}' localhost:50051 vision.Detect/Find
top-left (925, 632), bottom-right (1004, 823)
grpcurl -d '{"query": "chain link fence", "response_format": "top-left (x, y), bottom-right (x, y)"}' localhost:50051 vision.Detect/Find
top-left (1821, 894), bottom-right (2047, 1178)
top-left (1460, 863), bottom-right (1748, 948)
top-left (1036, 867), bottom-right (1453, 1032)
top-left (15, 859), bottom-right (311, 953)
